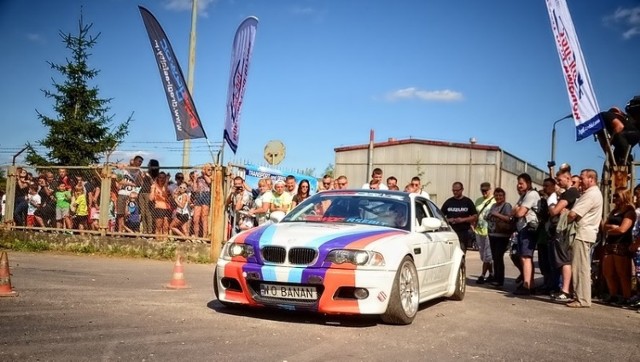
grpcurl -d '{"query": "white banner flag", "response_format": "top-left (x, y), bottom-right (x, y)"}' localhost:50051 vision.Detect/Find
top-left (545, 0), bottom-right (602, 140)
top-left (223, 16), bottom-right (258, 154)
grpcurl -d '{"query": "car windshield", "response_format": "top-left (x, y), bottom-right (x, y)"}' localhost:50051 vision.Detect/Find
top-left (282, 191), bottom-right (411, 231)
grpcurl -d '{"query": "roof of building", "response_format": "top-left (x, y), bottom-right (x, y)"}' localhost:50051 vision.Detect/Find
top-left (334, 137), bottom-right (501, 152)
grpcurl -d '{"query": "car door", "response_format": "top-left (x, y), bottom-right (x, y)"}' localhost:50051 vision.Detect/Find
top-left (413, 198), bottom-right (448, 296)
top-left (426, 200), bottom-right (458, 281)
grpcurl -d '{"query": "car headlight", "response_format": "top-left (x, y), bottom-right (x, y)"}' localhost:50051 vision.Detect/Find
top-left (325, 250), bottom-right (385, 266)
top-left (223, 242), bottom-right (255, 259)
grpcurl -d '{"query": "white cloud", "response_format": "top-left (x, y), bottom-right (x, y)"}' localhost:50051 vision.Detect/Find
top-left (290, 6), bottom-right (316, 15)
top-left (604, 6), bottom-right (640, 39)
top-left (26, 33), bottom-right (44, 43)
top-left (385, 87), bottom-right (463, 102)
top-left (288, 5), bottom-right (326, 23)
top-left (163, 0), bottom-right (217, 17)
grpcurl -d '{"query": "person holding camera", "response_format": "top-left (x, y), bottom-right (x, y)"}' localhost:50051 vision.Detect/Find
top-left (512, 173), bottom-right (540, 295)
top-left (226, 176), bottom-right (254, 235)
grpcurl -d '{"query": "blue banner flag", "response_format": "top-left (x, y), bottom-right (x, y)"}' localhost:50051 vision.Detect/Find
top-left (138, 6), bottom-right (207, 140)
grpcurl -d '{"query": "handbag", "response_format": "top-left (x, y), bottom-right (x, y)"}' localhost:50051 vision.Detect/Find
top-left (493, 204), bottom-right (515, 234)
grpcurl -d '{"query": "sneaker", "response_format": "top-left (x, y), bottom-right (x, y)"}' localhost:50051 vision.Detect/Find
top-left (485, 275), bottom-right (495, 283)
top-left (476, 276), bottom-right (485, 284)
top-left (552, 292), bottom-right (573, 303)
top-left (627, 295), bottom-right (640, 307)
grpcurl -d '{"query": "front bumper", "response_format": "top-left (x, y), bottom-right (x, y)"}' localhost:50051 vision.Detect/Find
top-left (215, 260), bottom-right (397, 315)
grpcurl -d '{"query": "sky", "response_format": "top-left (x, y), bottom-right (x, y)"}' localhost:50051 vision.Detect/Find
top-left (1, 0), bottom-right (640, 181)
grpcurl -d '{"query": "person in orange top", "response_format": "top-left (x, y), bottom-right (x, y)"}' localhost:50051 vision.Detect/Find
top-left (150, 172), bottom-right (171, 236)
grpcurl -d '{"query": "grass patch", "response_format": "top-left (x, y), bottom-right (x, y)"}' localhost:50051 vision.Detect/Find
top-left (0, 232), bottom-right (213, 263)
top-left (4, 239), bottom-right (51, 252)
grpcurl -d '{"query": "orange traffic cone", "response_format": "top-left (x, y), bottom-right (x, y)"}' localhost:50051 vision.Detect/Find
top-left (166, 254), bottom-right (188, 289)
top-left (0, 251), bottom-right (18, 297)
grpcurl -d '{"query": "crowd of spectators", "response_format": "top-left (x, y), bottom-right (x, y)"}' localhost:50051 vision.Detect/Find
top-left (465, 164), bottom-right (640, 312)
top-left (3, 156), bottom-right (216, 241)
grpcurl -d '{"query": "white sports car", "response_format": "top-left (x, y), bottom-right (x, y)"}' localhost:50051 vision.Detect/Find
top-left (214, 189), bottom-right (465, 325)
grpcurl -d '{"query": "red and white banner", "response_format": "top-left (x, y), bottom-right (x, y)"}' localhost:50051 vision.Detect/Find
top-left (545, 0), bottom-right (602, 140)
top-left (223, 17), bottom-right (258, 154)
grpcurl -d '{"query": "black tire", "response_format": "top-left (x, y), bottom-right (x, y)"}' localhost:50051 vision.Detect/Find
top-left (213, 269), bottom-right (232, 307)
top-left (381, 256), bottom-right (419, 325)
top-left (449, 259), bottom-right (466, 301)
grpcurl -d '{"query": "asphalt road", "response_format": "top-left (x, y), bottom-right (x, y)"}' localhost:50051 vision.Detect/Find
top-left (1, 250), bottom-right (639, 361)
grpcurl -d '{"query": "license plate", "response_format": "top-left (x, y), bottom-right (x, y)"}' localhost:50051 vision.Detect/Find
top-left (259, 284), bottom-right (318, 300)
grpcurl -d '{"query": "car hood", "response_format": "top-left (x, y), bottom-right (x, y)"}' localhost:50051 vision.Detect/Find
top-left (233, 222), bottom-right (409, 252)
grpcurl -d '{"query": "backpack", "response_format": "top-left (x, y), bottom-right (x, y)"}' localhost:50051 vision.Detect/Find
top-left (533, 196), bottom-right (549, 225)
top-left (524, 190), bottom-right (548, 232)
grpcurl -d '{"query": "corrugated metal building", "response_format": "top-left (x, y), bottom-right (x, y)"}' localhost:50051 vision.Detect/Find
top-left (334, 138), bottom-right (547, 205)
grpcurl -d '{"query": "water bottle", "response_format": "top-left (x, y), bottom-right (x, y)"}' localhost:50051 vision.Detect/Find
top-left (510, 232), bottom-right (519, 256)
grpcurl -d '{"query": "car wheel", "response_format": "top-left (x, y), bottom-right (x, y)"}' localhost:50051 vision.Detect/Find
top-left (213, 269), bottom-right (232, 307)
top-left (449, 259), bottom-right (466, 301)
top-left (381, 256), bottom-right (419, 325)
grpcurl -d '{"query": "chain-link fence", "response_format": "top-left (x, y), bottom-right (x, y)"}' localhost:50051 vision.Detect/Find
top-left (1, 163), bottom-right (226, 243)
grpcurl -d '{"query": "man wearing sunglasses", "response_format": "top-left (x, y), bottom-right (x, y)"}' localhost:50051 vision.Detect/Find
top-left (320, 175), bottom-right (333, 192)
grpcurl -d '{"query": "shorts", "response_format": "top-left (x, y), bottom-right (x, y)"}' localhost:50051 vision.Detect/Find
top-left (176, 213), bottom-right (189, 223)
top-left (126, 221), bottom-right (140, 232)
top-left (516, 228), bottom-right (537, 258)
top-left (116, 195), bottom-right (128, 215)
top-left (56, 207), bottom-right (70, 220)
top-left (476, 233), bottom-right (493, 263)
top-left (551, 232), bottom-right (572, 267)
top-left (73, 215), bottom-right (88, 229)
top-left (192, 192), bottom-right (211, 206)
top-left (154, 208), bottom-right (172, 219)
top-left (27, 214), bottom-right (36, 227)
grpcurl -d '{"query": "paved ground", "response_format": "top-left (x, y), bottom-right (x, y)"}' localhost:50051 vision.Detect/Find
top-left (1, 250), bottom-right (639, 361)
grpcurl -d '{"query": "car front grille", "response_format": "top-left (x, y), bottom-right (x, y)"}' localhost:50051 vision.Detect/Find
top-left (288, 248), bottom-right (317, 265)
top-left (260, 246), bottom-right (317, 265)
top-left (261, 246), bottom-right (286, 263)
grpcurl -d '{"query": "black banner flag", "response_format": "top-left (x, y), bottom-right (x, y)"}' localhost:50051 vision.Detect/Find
top-left (138, 6), bottom-right (207, 140)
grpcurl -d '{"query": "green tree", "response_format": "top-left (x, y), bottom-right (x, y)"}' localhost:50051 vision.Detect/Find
top-left (26, 11), bottom-right (131, 166)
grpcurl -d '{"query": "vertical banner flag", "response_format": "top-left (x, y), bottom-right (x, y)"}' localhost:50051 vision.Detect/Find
top-left (545, 0), bottom-right (602, 140)
top-left (138, 6), bottom-right (207, 141)
top-left (223, 17), bottom-right (259, 154)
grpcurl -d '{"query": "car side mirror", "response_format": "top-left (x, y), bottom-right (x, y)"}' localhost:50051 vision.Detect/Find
top-left (415, 217), bottom-right (443, 232)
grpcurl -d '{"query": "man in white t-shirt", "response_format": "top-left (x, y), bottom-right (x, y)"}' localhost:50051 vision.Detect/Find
top-left (361, 168), bottom-right (388, 190)
top-left (410, 176), bottom-right (430, 200)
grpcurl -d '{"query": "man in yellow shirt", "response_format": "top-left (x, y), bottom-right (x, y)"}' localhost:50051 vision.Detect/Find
top-left (474, 182), bottom-right (496, 284)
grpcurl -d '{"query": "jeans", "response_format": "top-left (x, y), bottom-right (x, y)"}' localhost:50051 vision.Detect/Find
top-left (489, 235), bottom-right (510, 285)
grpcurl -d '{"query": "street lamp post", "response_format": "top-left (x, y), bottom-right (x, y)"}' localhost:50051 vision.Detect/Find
top-left (548, 113), bottom-right (573, 175)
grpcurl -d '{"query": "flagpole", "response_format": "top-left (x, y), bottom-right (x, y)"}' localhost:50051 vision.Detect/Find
top-left (183, 0), bottom-right (198, 170)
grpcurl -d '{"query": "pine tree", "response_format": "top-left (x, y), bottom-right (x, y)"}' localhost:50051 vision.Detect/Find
top-left (26, 11), bottom-right (131, 166)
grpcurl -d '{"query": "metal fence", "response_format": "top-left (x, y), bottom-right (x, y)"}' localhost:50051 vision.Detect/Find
top-left (1, 164), bottom-right (225, 243)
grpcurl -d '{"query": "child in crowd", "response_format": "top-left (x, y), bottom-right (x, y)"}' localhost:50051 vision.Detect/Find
top-left (26, 184), bottom-right (41, 227)
top-left (125, 191), bottom-right (141, 233)
top-left (54, 182), bottom-right (72, 230)
top-left (71, 184), bottom-right (88, 231)
top-left (169, 183), bottom-right (190, 238)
